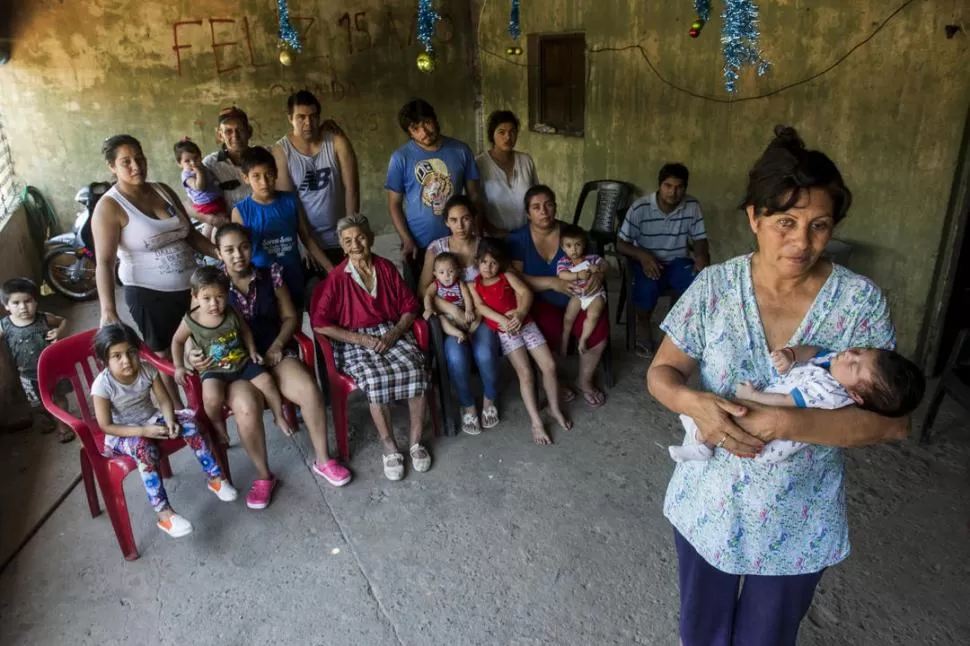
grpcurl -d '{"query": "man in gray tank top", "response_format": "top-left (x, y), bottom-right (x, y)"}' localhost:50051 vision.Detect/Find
top-left (272, 91), bottom-right (359, 274)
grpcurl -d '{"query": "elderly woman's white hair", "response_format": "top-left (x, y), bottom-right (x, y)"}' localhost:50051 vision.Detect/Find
top-left (336, 214), bottom-right (374, 243)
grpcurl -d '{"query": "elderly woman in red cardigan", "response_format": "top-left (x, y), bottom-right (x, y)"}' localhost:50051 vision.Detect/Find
top-left (311, 214), bottom-right (432, 481)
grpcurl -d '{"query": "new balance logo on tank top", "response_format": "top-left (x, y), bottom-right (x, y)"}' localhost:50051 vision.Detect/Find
top-left (299, 167), bottom-right (332, 192)
top-left (278, 135), bottom-right (342, 249)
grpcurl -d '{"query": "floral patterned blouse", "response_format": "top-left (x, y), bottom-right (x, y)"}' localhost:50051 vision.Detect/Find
top-left (660, 254), bottom-right (895, 575)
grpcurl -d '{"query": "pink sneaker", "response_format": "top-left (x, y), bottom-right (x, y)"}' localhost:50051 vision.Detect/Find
top-left (246, 476), bottom-right (278, 510)
top-left (313, 459), bottom-right (352, 487)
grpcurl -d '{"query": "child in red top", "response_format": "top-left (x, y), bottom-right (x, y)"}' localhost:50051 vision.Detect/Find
top-left (469, 239), bottom-right (572, 446)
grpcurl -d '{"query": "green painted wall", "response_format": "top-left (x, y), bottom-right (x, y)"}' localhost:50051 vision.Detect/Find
top-left (479, 0), bottom-right (970, 357)
top-left (0, 0), bottom-right (476, 231)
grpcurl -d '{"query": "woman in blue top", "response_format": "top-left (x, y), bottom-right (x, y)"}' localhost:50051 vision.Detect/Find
top-left (506, 186), bottom-right (610, 408)
top-left (647, 126), bottom-right (908, 646)
top-left (231, 146), bottom-right (334, 311)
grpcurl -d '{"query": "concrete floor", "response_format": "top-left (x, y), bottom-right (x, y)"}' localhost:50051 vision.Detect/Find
top-left (1, 250), bottom-right (969, 645)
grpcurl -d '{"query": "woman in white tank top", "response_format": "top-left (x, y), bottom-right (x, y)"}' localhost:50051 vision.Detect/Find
top-left (92, 135), bottom-right (217, 404)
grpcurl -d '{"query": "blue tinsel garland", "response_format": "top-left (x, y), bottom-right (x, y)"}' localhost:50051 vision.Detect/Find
top-left (278, 0), bottom-right (302, 52)
top-left (720, 0), bottom-right (770, 93)
top-left (417, 0), bottom-right (440, 53)
top-left (509, 0), bottom-right (521, 40)
top-left (693, 0), bottom-right (711, 23)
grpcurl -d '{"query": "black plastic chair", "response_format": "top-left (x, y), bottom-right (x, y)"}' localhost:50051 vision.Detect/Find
top-left (919, 328), bottom-right (970, 444)
top-left (571, 180), bottom-right (634, 257)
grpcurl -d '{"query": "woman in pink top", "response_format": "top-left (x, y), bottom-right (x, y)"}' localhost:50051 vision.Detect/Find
top-left (92, 134), bottom-right (216, 405)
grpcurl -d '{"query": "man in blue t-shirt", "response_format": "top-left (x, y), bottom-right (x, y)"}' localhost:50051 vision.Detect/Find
top-left (385, 99), bottom-right (481, 280)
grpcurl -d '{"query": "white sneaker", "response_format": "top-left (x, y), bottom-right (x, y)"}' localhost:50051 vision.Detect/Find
top-left (207, 478), bottom-right (238, 502)
top-left (157, 513), bottom-right (193, 538)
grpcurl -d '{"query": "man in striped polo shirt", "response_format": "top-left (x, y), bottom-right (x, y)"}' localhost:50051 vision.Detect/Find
top-left (617, 163), bottom-right (710, 357)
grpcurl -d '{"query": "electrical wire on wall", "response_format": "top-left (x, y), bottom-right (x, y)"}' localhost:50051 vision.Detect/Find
top-left (477, 0), bottom-right (919, 103)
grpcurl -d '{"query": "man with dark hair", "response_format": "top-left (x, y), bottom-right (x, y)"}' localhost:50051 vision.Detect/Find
top-left (385, 98), bottom-right (481, 276)
top-left (617, 162), bottom-right (710, 357)
top-left (272, 90), bottom-right (359, 271)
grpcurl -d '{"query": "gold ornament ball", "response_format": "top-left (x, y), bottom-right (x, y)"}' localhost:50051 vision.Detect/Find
top-left (691, 19), bottom-right (704, 30)
top-left (416, 51), bottom-right (435, 73)
top-left (514, 46), bottom-right (523, 56)
top-left (506, 46), bottom-right (514, 55)
top-left (279, 49), bottom-right (292, 66)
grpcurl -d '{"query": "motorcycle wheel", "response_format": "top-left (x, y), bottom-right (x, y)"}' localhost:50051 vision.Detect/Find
top-left (43, 249), bottom-right (97, 301)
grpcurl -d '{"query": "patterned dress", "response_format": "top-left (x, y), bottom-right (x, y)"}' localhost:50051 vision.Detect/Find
top-left (661, 254), bottom-right (895, 576)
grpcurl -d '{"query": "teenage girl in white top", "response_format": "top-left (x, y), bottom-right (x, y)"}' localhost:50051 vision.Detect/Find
top-left (92, 134), bottom-right (217, 406)
top-left (476, 110), bottom-right (539, 235)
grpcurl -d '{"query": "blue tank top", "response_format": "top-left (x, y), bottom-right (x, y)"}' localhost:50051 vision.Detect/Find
top-left (235, 191), bottom-right (305, 309)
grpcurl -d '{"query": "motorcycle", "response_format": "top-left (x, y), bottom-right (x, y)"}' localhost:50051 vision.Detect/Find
top-left (42, 182), bottom-right (111, 301)
top-left (43, 182), bottom-right (211, 301)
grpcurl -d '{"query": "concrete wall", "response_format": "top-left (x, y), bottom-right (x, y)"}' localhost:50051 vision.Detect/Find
top-left (0, 0), bottom-right (477, 231)
top-left (479, 0), bottom-right (970, 357)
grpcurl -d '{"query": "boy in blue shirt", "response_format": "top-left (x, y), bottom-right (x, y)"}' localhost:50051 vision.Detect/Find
top-left (385, 99), bottom-right (482, 280)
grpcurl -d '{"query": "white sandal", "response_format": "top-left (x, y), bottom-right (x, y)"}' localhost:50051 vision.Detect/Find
top-left (382, 453), bottom-right (405, 481)
top-left (481, 404), bottom-right (499, 429)
top-left (461, 412), bottom-right (482, 435)
top-left (409, 443), bottom-right (432, 473)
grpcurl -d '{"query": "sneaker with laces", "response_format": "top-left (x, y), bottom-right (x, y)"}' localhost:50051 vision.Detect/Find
top-left (246, 477), bottom-right (278, 510)
top-left (312, 459), bottom-right (352, 486)
top-left (207, 478), bottom-right (238, 502)
top-left (157, 513), bottom-right (193, 538)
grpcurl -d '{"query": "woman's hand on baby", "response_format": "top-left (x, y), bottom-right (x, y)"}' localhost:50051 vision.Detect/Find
top-left (583, 273), bottom-right (604, 296)
top-left (735, 381), bottom-right (758, 400)
top-left (174, 367), bottom-right (190, 386)
top-left (688, 392), bottom-right (764, 459)
top-left (45, 329), bottom-right (61, 342)
top-left (463, 311), bottom-right (476, 325)
top-left (770, 349), bottom-right (794, 374)
top-left (577, 269), bottom-right (591, 281)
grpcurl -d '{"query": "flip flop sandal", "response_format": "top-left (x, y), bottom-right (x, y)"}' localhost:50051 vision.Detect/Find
top-left (580, 389), bottom-right (606, 409)
top-left (461, 412), bottom-right (482, 435)
top-left (562, 387), bottom-right (577, 404)
top-left (635, 342), bottom-right (655, 359)
top-left (480, 405), bottom-right (499, 429)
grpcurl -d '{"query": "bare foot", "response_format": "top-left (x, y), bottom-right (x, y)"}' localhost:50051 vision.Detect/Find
top-left (553, 412), bottom-right (573, 431)
top-left (531, 423), bottom-right (553, 446)
top-left (274, 414), bottom-right (295, 437)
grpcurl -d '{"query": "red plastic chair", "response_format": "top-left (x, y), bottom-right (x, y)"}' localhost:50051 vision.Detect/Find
top-left (309, 286), bottom-right (440, 462)
top-left (37, 328), bottom-right (230, 561)
top-left (217, 332), bottom-right (316, 432)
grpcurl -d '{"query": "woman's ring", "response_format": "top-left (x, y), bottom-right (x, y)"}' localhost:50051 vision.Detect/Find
top-left (717, 435), bottom-right (727, 448)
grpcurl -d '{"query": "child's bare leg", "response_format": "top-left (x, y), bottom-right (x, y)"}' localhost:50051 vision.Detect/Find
top-left (439, 316), bottom-right (468, 342)
top-left (506, 348), bottom-right (551, 445)
top-left (561, 297), bottom-right (582, 356)
top-left (529, 344), bottom-right (572, 431)
top-left (578, 296), bottom-right (606, 354)
top-left (51, 391), bottom-right (74, 442)
top-left (201, 379), bottom-right (230, 445)
top-left (250, 372), bottom-right (293, 436)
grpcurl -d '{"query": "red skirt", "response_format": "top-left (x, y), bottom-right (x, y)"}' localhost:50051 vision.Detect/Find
top-left (531, 298), bottom-right (609, 353)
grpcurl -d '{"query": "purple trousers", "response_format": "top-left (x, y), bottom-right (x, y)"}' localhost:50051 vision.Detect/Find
top-left (675, 529), bottom-right (824, 646)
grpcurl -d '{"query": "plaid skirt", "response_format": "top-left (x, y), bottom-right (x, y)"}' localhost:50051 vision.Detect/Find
top-left (334, 322), bottom-right (429, 404)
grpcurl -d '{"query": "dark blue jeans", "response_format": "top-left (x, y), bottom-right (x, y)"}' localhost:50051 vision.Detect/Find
top-left (674, 529), bottom-right (824, 646)
top-left (443, 323), bottom-right (501, 407)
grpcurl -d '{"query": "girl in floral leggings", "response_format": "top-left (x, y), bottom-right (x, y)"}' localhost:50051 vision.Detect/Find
top-left (91, 324), bottom-right (237, 538)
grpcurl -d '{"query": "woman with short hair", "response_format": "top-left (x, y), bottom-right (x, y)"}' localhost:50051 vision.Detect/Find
top-left (311, 215), bottom-right (432, 481)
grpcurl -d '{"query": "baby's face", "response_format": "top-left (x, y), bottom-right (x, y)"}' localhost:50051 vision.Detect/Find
top-left (433, 262), bottom-right (458, 287)
top-left (178, 152), bottom-right (201, 172)
top-left (829, 348), bottom-right (879, 393)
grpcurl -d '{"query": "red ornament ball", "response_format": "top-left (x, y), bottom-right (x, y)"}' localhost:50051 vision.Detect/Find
top-left (688, 28), bottom-right (700, 38)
